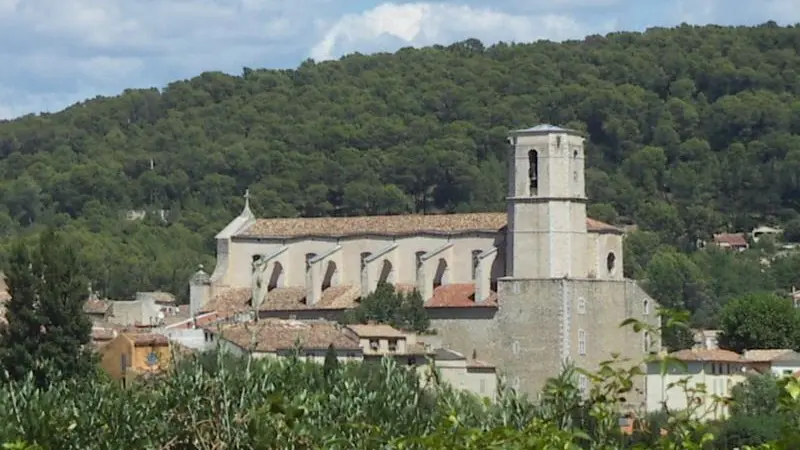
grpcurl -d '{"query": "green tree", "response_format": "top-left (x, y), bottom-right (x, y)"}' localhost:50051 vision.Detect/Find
top-left (343, 282), bottom-right (429, 333)
top-left (0, 230), bottom-right (95, 385)
top-left (717, 292), bottom-right (800, 353)
top-left (322, 343), bottom-right (340, 380)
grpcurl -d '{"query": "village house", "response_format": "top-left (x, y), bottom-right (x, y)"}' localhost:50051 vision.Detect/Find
top-left (646, 349), bottom-right (748, 421)
top-left (187, 124), bottom-right (660, 406)
top-left (712, 233), bottom-right (749, 251)
top-left (646, 347), bottom-right (800, 421)
top-left (742, 349), bottom-right (800, 377)
top-left (206, 318), bottom-right (497, 398)
top-left (99, 333), bottom-right (174, 387)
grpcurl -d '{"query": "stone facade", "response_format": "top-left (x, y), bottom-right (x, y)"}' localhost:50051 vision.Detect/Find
top-left (190, 124), bottom-right (661, 406)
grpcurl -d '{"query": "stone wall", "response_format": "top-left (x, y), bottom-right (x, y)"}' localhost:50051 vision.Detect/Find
top-left (430, 278), bottom-right (659, 406)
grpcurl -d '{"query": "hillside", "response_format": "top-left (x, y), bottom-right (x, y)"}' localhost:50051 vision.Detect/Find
top-left (0, 23), bottom-right (799, 314)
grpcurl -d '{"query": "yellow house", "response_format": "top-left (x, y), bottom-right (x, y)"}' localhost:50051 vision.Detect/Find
top-left (100, 333), bottom-right (173, 386)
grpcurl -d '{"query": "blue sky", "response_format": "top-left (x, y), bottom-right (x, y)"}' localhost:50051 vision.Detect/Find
top-left (0, 0), bottom-right (797, 119)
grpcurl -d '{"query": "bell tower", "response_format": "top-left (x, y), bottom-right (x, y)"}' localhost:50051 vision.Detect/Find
top-left (505, 124), bottom-right (588, 279)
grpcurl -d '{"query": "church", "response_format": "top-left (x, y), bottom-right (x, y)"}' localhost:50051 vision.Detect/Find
top-left (190, 124), bottom-right (660, 404)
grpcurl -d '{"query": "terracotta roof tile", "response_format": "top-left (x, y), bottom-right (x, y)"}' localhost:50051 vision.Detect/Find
top-left (743, 349), bottom-right (798, 362)
top-left (83, 298), bottom-right (111, 315)
top-left (203, 285), bottom-right (361, 316)
top-left (713, 233), bottom-right (748, 247)
top-left (239, 213), bottom-right (621, 238)
top-left (669, 349), bottom-right (743, 363)
top-left (467, 359), bottom-right (495, 369)
top-left (426, 283), bottom-right (498, 308)
top-left (212, 319), bottom-right (361, 352)
top-left (347, 323), bottom-right (406, 338)
top-left (91, 327), bottom-right (118, 341)
top-left (127, 333), bottom-right (170, 346)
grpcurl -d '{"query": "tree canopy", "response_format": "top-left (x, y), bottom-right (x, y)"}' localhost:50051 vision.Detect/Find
top-left (0, 230), bottom-right (95, 384)
top-left (717, 292), bottom-right (800, 353)
top-left (0, 23), bottom-right (799, 320)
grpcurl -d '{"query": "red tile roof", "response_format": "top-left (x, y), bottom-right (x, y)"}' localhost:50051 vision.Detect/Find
top-left (426, 283), bottom-right (498, 308)
top-left (126, 333), bottom-right (170, 347)
top-left (211, 319), bottom-right (361, 353)
top-left (713, 233), bottom-right (748, 247)
top-left (669, 349), bottom-right (743, 363)
top-left (238, 213), bottom-right (621, 238)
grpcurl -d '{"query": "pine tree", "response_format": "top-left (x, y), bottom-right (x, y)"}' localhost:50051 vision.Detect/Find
top-left (0, 230), bottom-right (95, 384)
top-left (323, 343), bottom-right (340, 380)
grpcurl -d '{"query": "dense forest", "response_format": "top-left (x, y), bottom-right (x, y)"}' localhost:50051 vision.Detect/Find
top-left (1, 22), bottom-right (800, 329)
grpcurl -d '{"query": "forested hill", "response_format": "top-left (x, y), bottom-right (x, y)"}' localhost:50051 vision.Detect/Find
top-left (0, 22), bottom-right (799, 304)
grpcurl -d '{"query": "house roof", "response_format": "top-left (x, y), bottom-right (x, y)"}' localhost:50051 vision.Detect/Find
top-left (433, 347), bottom-right (466, 361)
top-left (669, 349), bottom-right (743, 363)
top-left (713, 233), bottom-right (748, 247)
top-left (210, 319), bottom-right (361, 353)
top-left (743, 349), bottom-right (800, 363)
top-left (125, 333), bottom-right (170, 347)
top-left (347, 323), bottom-right (406, 338)
top-left (236, 213), bottom-right (621, 239)
top-left (84, 297), bottom-right (111, 315)
top-left (425, 283), bottom-right (498, 308)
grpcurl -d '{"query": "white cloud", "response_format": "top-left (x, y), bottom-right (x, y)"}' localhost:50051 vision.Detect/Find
top-left (0, 0), bottom-right (798, 120)
top-left (310, 2), bottom-right (591, 62)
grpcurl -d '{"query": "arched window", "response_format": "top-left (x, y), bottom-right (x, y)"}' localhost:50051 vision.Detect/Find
top-left (528, 150), bottom-right (538, 195)
top-left (643, 331), bottom-right (652, 353)
top-left (643, 298), bottom-right (650, 315)
top-left (606, 252), bottom-right (616, 274)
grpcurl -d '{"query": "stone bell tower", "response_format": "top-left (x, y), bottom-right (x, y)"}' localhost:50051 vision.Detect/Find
top-left (506, 124), bottom-right (588, 279)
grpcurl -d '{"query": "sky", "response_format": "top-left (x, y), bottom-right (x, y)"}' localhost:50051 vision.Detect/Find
top-left (0, 0), bottom-right (798, 120)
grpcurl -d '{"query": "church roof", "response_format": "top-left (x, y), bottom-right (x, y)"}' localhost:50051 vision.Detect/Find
top-left (237, 213), bottom-right (621, 239)
top-left (510, 124), bottom-right (582, 136)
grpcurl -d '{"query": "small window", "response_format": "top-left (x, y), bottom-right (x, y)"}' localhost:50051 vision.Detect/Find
top-left (577, 297), bottom-right (586, 314)
top-left (643, 332), bottom-right (652, 353)
top-left (407, 357), bottom-right (415, 366)
top-left (606, 252), bottom-right (616, 273)
top-left (369, 339), bottom-right (379, 350)
top-left (512, 340), bottom-right (520, 355)
top-left (528, 150), bottom-right (539, 195)
top-left (471, 250), bottom-right (481, 280)
top-left (146, 351), bottom-right (159, 367)
top-left (578, 329), bottom-right (586, 355)
top-left (643, 298), bottom-right (650, 315)
top-left (573, 149), bottom-right (578, 158)
top-left (388, 339), bottom-right (397, 352)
